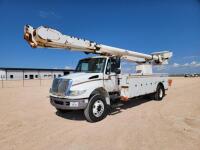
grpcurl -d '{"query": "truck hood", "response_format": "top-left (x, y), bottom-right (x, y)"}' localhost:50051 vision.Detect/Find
top-left (60, 72), bottom-right (103, 85)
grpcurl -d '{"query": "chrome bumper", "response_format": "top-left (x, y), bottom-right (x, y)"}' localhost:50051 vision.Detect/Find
top-left (50, 96), bottom-right (88, 110)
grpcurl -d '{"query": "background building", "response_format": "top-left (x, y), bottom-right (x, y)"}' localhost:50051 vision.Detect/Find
top-left (0, 67), bottom-right (74, 80)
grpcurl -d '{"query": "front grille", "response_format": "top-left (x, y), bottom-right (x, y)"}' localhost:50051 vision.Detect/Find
top-left (54, 100), bottom-right (64, 105)
top-left (66, 102), bottom-right (70, 106)
top-left (51, 78), bottom-right (72, 97)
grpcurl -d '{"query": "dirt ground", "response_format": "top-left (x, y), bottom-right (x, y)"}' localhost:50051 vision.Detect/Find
top-left (0, 77), bottom-right (200, 150)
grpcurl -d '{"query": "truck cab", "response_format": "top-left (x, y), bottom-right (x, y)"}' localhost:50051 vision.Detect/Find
top-left (50, 56), bottom-right (121, 122)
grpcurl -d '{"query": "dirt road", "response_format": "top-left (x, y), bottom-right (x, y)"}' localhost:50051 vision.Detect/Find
top-left (0, 77), bottom-right (200, 150)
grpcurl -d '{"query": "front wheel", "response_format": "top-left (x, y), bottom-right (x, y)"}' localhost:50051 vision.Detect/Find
top-left (84, 94), bottom-right (108, 122)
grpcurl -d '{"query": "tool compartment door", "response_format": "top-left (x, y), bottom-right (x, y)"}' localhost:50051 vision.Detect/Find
top-left (121, 75), bottom-right (167, 98)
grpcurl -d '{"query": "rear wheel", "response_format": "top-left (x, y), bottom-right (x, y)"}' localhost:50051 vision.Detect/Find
top-left (84, 94), bottom-right (108, 122)
top-left (154, 84), bottom-right (165, 101)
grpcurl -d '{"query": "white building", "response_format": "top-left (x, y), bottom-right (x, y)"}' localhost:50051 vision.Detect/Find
top-left (0, 68), bottom-right (73, 80)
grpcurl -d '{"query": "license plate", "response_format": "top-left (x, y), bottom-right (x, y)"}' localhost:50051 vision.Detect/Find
top-left (70, 102), bottom-right (79, 107)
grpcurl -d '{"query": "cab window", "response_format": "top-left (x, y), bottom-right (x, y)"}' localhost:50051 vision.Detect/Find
top-left (106, 57), bottom-right (120, 74)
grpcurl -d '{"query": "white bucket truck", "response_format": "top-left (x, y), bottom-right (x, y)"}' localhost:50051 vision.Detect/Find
top-left (24, 25), bottom-right (172, 122)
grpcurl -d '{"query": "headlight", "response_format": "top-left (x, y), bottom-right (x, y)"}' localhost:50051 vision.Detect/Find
top-left (69, 90), bottom-right (86, 96)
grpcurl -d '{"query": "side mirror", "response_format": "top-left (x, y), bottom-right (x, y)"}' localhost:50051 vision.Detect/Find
top-left (115, 68), bottom-right (121, 74)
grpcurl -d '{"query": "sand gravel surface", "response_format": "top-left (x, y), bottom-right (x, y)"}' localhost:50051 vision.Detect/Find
top-left (0, 77), bottom-right (200, 150)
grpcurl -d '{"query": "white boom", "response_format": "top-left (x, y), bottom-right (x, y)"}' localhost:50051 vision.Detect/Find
top-left (24, 25), bottom-right (172, 64)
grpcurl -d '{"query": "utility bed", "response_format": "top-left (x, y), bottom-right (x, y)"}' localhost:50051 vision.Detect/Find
top-left (120, 74), bottom-right (168, 98)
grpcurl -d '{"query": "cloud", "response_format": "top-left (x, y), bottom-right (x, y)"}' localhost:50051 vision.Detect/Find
top-left (190, 61), bottom-right (200, 67)
top-left (52, 66), bottom-right (72, 69)
top-left (65, 66), bottom-right (72, 69)
top-left (172, 63), bottom-right (180, 67)
top-left (196, 64), bottom-right (200, 67)
top-left (183, 56), bottom-right (199, 59)
top-left (171, 61), bottom-right (200, 68)
top-left (39, 11), bottom-right (62, 19)
top-left (191, 61), bottom-right (197, 65)
top-left (182, 63), bottom-right (189, 67)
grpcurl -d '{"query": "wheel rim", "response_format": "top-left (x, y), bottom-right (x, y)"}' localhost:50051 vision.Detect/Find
top-left (92, 100), bottom-right (104, 117)
top-left (159, 88), bottom-right (163, 98)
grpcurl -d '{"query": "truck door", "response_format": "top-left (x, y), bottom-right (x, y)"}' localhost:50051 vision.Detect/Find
top-left (104, 57), bottom-right (120, 92)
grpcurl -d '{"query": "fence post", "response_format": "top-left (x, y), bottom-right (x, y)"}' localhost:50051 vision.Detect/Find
top-left (39, 71), bottom-right (41, 86)
top-left (23, 70), bottom-right (24, 87)
top-left (1, 77), bottom-right (3, 88)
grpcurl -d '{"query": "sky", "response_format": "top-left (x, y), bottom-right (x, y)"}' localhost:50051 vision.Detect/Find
top-left (0, 0), bottom-right (200, 74)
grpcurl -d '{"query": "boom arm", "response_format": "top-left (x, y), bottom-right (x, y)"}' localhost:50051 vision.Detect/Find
top-left (24, 25), bottom-right (172, 64)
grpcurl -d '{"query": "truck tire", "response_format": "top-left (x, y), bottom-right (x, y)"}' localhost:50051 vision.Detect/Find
top-left (154, 84), bottom-right (165, 101)
top-left (84, 94), bottom-right (108, 122)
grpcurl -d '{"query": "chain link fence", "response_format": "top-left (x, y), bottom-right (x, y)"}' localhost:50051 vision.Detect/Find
top-left (0, 78), bottom-right (53, 88)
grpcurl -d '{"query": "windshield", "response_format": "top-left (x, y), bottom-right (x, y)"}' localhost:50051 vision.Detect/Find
top-left (76, 58), bottom-right (106, 73)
